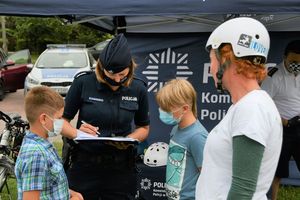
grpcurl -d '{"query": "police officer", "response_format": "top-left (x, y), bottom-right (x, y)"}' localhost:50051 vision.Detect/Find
top-left (62, 33), bottom-right (150, 200)
top-left (261, 40), bottom-right (300, 200)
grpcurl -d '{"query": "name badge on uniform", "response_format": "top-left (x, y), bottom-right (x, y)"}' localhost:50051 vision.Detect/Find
top-left (89, 97), bottom-right (104, 102)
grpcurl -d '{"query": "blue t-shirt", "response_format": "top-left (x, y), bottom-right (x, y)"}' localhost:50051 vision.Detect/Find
top-left (165, 120), bottom-right (208, 200)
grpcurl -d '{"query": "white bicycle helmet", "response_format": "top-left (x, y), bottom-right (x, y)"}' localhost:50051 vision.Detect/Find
top-left (144, 142), bottom-right (168, 167)
top-left (206, 17), bottom-right (270, 63)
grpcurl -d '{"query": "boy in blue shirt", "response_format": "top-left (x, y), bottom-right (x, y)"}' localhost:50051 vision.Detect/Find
top-left (156, 79), bottom-right (208, 200)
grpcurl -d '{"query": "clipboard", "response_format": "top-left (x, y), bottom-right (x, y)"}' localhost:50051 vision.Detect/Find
top-left (74, 130), bottom-right (139, 145)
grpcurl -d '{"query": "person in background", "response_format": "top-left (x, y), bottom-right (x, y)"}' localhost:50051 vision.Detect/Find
top-left (62, 33), bottom-right (150, 200)
top-left (156, 79), bottom-right (208, 200)
top-left (261, 40), bottom-right (300, 200)
top-left (15, 86), bottom-right (84, 200)
top-left (195, 17), bottom-right (282, 200)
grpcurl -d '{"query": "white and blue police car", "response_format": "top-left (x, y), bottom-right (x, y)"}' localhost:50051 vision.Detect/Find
top-left (24, 44), bottom-right (96, 96)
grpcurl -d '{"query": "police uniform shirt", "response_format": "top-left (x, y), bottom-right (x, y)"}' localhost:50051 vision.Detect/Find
top-left (63, 72), bottom-right (150, 137)
top-left (261, 62), bottom-right (300, 120)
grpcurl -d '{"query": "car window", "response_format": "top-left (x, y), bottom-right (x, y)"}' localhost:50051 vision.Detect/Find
top-left (36, 51), bottom-right (88, 68)
top-left (95, 40), bottom-right (110, 50)
top-left (6, 49), bottom-right (31, 64)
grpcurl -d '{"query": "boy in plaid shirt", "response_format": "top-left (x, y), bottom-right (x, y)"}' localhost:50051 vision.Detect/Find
top-left (15, 86), bottom-right (83, 200)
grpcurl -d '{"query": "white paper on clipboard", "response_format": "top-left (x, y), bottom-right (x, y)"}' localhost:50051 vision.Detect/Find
top-left (74, 130), bottom-right (139, 143)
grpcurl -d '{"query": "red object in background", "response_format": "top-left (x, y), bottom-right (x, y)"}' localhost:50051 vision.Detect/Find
top-left (0, 49), bottom-right (32, 100)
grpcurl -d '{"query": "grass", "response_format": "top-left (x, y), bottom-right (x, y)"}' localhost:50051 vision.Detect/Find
top-left (1, 141), bottom-right (300, 200)
top-left (278, 186), bottom-right (300, 200)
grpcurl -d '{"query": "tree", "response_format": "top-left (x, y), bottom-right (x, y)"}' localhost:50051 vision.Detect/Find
top-left (5, 16), bottom-right (110, 54)
top-left (1, 16), bottom-right (8, 53)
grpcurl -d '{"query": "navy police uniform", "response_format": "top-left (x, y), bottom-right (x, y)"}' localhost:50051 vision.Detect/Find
top-left (62, 71), bottom-right (149, 200)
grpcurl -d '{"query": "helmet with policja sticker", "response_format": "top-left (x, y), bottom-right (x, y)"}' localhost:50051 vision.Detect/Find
top-left (143, 142), bottom-right (168, 167)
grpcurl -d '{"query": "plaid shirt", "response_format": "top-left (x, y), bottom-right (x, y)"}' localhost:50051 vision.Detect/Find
top-left (15, 131), bottom-right (70, 200)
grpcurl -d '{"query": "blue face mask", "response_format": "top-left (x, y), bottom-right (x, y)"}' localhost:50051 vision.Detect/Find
top-left (158, 108), bottom-right (181, 126)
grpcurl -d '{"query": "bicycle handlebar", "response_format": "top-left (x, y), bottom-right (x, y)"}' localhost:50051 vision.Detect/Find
top-left (0, 111), bottom-right (12, 124)
top-left (0, 111), bottom-right (29, 129)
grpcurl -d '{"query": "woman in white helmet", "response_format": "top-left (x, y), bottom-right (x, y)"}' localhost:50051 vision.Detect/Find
top-left (195, 17), bottom-right (282, 200)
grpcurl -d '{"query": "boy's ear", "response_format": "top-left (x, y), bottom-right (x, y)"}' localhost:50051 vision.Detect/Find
top-left (39, 113), bottom-right (47, 125)
top-left (183, 104), bottom-right (190, 111)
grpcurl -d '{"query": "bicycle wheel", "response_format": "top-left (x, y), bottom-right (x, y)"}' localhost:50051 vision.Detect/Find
top-left (0, 165), bottom-right (8, 192)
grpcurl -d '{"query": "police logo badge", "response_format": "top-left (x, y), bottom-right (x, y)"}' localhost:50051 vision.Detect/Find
top-left (140, 178), bottom-right (152, 190)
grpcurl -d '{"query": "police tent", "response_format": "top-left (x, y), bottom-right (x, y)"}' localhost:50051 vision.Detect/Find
top-left (0, 0), bottom-right (300, 190)
top-left (1, 0), bottom-right (300, 141)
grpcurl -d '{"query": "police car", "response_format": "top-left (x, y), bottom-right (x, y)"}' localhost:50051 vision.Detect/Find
top-left (24, 44), bottom-right (96, 96)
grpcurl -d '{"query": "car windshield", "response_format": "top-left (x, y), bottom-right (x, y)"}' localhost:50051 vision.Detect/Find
top-left (36, 51), bottom-right (88, 68)
top-left (95, 40), bottom-right (110, 50)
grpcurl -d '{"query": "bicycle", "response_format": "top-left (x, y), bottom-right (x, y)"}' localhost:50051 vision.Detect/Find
top-left (0, 111), bottom-right (28, 200)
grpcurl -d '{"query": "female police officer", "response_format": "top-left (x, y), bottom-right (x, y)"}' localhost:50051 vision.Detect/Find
top-left (62, 33), bottom-right (150, 200)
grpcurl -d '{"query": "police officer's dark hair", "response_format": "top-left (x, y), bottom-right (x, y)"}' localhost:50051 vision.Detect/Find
top-left (284, 40), bottom-right (300, 56)
top-left (95, 59), bottom-right (137, 87)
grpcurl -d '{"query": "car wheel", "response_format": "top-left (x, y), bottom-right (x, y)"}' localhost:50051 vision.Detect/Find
top-left (0, 80), bottom-right (4, 101)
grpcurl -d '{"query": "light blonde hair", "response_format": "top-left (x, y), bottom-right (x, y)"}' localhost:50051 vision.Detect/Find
top-left (95, 59), bottom-right (137, 87)
top-left (25, 86), bottom-right (64, 124)
top-left (156, 79), bottom-right (197, 117)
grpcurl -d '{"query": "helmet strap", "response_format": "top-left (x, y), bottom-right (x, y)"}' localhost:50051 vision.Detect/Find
top-left (215, 49), bottom-right (230, 94)
top-left (216, 68), bottom-right (224, 93)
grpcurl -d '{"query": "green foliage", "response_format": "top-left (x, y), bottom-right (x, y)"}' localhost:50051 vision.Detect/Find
top-left (3, 16), bottom-right (111, 54)
top-left (31, 53), bottom-right (39, 63)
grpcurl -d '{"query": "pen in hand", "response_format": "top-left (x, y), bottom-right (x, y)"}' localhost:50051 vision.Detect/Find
top-left (81, 120), bottom-right (101, 137)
